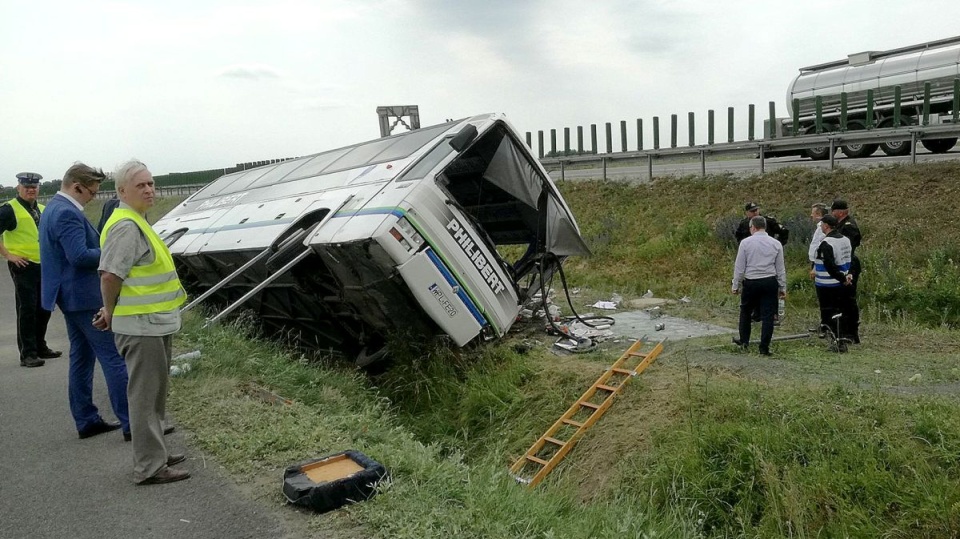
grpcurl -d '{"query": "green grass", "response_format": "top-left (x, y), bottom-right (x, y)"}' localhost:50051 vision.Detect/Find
top-left (158, 161), bottom-right (960, 538)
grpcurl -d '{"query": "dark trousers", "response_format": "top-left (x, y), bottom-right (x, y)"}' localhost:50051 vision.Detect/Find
top-left (848, 256), bottom-right (862, 341)
top-left (816, 285), bottom-right (857, 340)
top-left (738, 276), bottom-right (778, 351)
top-left (7, 261), bottom-right (51, 360)
top-left (63, 309), bottom-right (130, 433)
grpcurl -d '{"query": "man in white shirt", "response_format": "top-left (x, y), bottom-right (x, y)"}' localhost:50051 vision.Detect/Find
top-left (732, 216), bottom-right (787, 356)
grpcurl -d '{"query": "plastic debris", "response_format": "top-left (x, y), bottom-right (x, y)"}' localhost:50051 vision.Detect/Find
top-left (641, 289), bottom-right (654, 299)
top-left (679, 296), bottom-right (692, 303)
top-left (173, 350), bottom-right (201, 362)
top-left (591, 301), bottom-right (618, 310)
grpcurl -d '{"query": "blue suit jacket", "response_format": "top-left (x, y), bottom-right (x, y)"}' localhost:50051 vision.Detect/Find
top-left (39, 194), bottom-right (103, 312)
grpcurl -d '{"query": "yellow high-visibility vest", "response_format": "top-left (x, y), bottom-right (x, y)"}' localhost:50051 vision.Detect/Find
top-left (2, 199), bottom-right (44, 264)
top-left (101, 208), bottom-right (185, 316)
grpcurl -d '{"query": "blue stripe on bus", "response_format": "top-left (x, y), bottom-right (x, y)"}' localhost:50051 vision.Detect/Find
top-left (425, 248), bottom-right (486, 327)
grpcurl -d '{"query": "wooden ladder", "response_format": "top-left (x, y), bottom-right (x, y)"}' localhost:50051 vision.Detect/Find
top-left (509, 339), bottom-right (664, 488)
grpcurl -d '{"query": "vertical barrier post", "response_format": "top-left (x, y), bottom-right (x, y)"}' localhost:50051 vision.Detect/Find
top-left (550, 129), bottom-right (557, 156)
top-left (577, 126), bottom-right (584, 155)
top-left (911, 132), bottom-right (918, 164)
top-left (748, 104), bottom-right (755, 141)
top-left (759, 145), bottom-right (765, 174)
top-left (708, 109), bottom-right (715, 145)
top-left (768, 101), bottom-right (776, 139)
top-left (894, 86), bottom-right (902, 127)
top-left (605, 123), bottom-right (613, 153)
top-left (653, 117), bottom-right (660, 150)
top-left (590, 124), bottom-right (598, 154)
top-left (954, 79), bottom-right (959, 123)
top-left (866, 89), bottom-right (874, 129)
top-left (647, 154), bottom-right (653, 181)
top-left (602, 157), bottom-right (607, 181)
top-left (688, 112), bottom-right (695, 147)
top-left (792, 99), bottom-right (800, 136)
top-left (923, 82), bottom-right (931, 126)
top-left (830, 139), bottom-right (836, 170)
top-left (699, 150), bottom-right (706, 177)
top-left (637, 119), bottom-right (643, 151)
top-left (560, 160), bottom-right (565, 182)
top-left (537, 131), bottom-right (544, 159)
top-left (525, 132), bottom-right (532, 148)
top-left (817, 96), bottom-right (826, 133)
top-left (839, 93), bottom-right (847, 131)
top-left (563, 127), bottom-right (570, 155)
top-left (728, 107), bottom-right (734, 143)
top-left (620, 121), bottom-right (627, 152)
top-left (670, 114), bottom-right (678, 148)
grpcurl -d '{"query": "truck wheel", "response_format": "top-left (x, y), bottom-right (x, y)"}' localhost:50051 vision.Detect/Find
top-left (878, 118), bottom-right (912, 156)
top-left (840, 121), bottom-right (879, 158)
top-left (921, 138), bottom-right (958, 153)
top-left (804, 146), bottom-right (834, 160)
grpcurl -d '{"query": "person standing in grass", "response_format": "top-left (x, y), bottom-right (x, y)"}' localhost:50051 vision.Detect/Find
top-left (831, 199), bottom-right (862, 343)
top-left (813, 214), bottom-right (856, 351)
top-left (731, 216), bottom-right (786, 356)
top-left (95, 159), bottom-right (189, 485)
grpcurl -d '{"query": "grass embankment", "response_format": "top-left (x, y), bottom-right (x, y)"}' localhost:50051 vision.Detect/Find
top-left (162, 161), bottom-right (960, 538)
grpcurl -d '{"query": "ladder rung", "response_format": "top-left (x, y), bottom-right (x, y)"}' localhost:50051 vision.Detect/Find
top-left (545, 436), bottom-right (566, 446)
top-left (579, 401), bottom-right (600, 410)
top-left (612, 368), bottom-right (634, 375)
top-left (597, 384), bottom-right (618, 392)
top-left (562, 419), bottom-right (584, 428)
top-left (628, 352), bottom-right (648, 357)
top-left (526, 455), bottom-right (549, 466)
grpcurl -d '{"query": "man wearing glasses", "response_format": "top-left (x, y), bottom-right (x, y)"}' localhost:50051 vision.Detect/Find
top-left (38, 163), bottom-right (130, 439)
top-left (0, 172), bottom-right (60, 367)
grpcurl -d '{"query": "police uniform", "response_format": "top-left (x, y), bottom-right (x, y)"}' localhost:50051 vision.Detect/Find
top-left (814, 223), bottom-right (857, 348)
top-left (0, 172), bottom-right (59, 367)
top-left (831, 200), bottom-right (862, 343)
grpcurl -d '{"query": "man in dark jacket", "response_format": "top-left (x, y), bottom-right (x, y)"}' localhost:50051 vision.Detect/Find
top-left (735, 202), bottom-right (788, 246)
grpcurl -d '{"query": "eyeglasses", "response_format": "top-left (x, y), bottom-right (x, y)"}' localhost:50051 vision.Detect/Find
top-left (77, 183), bottom-right (100, 197)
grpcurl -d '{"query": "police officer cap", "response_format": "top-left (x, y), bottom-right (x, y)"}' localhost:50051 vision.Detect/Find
top-left (821, 214), bottom-right (839, 228)
top-left (830, 199), bottom-right (849, 211)
top-left (15, 172), bottom-right (42, 185)
top-left (744, 202), bottom-right (759, 212)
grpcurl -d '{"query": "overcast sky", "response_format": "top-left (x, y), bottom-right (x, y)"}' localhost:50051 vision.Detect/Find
top-left (2, 0), bottom-right (959, 186)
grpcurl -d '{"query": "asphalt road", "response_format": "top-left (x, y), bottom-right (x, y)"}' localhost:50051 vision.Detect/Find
top-left (0, 267), bottom-right (298, 538)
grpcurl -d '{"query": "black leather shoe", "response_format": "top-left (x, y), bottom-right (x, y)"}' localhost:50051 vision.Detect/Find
top-left (79, 420), bottom-right (121, 439)
top-left (20, 357), bottom-right (45, 368)
top-left (759, 348), bottom-right (772, 356)
top-left (124, 425), bottom-right (176, 442)
top-left (136, 467), bottom-right (191, 486)
top-left (38, 348), bottom-right (62, 359)
top-left (167, 454), bottom-right (186, 466)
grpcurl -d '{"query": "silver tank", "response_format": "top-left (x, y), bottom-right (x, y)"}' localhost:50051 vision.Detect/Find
top-left (787, 36), bottom-right (960, 118)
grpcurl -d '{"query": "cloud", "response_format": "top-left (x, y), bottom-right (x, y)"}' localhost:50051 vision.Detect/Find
top-left (217, 64), bottom-right (283, 81)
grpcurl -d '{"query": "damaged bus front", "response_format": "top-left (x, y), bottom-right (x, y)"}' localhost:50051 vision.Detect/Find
top-left (155, 113), bottom-right (589, 364)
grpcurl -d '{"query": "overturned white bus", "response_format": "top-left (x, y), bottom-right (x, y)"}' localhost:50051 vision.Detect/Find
top-left (155, 113), bottom-right (590, 364)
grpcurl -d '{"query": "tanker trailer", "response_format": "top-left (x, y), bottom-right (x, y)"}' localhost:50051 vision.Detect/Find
top-left (780, 36), bottom-right (960, 159)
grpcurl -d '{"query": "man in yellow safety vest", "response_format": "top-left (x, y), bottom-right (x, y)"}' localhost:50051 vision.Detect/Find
top-left (0, 172), bottom-right (60, 367)
top-left (95, 160), bottom-right (189, 485)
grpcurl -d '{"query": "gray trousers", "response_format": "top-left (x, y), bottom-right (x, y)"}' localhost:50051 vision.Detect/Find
top-left (114, 333), bottom-right (172, 482)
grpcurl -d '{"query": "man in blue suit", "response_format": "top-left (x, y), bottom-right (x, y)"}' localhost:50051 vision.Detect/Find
top-left (39, 163), bottom-right (130, 440)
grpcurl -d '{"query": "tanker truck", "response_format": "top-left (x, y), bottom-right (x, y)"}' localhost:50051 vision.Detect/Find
top-left (774, 36), bottom-right (960, 159)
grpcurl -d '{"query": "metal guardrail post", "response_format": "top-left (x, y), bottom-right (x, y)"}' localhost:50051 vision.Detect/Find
top-left (911, 132), bottom-right (918, 164)
top-left (699, 150), bottom-right (706, 177)
top-left (894, 86), bottom-right (902, 127)
top-left (792, 99), bottom-right (800, 136)
top-left (759, 145), bottom-right (765, 173)
top-left (602, 157), bottom-right (607, 181)
top-left (591, 124), bottom-right (598, 154)
top-left (550, 129), bottom-right (557, 156)
top-left (839, 93), bottom-right (847, 131)
top-left (620, 121), bottom-right (627, 152)
top-left (670, 115), bottom-right (678, 148)
top-left (768, 102), bottom-right (776, 139)
top-left (728, 107), bottom-right (734, 143)
top-left (560, 160), bottom-right (565, 181)
top-left (866, 89), bottom-right (874, 129)
top-left (564, 127), bottom-right (570, 155)
top-left (605, 123), bottom-right (613, 153)
top-left (688, 112), bottom-right (695, 147)
top-left (748, 104), bottom-right (755, 141)
top-left (954, 79), bottom-right (960, 123)
top-left (708, 110), bottom-right (715, 145)
top-left (537, 131), bottom-right (544, 159)
top-left (577, 126), bottom-right (584, 155)
top-left (647, 154), bottom-right (653, 181)
top-left (829, 139), bottom-right (836, 170)
top-left (923, 82), bottom-right (931, 126)
top-left (653, 117), bottom-right (660, 149)
top-left (637, 119), bottom-right (643, 151)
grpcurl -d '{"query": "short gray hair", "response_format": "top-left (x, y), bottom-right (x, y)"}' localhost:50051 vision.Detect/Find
top-left (750, 216), bottom-right (767, 230)
top-left (114, 159), bottom-right (148, 191)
